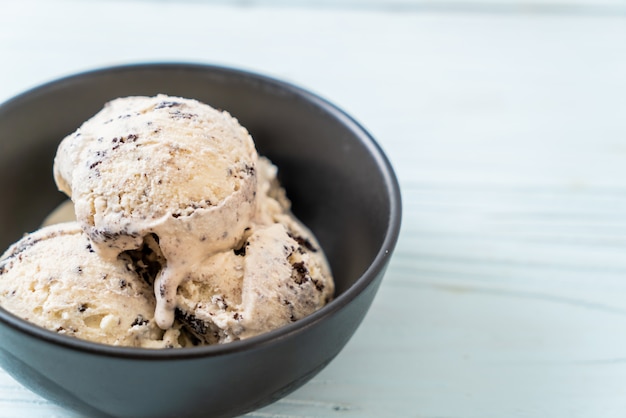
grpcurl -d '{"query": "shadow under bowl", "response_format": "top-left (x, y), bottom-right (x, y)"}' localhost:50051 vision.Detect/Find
top-left (0, 63), bottom-right (402, 418)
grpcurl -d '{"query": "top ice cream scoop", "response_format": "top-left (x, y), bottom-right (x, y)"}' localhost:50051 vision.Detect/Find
top-left (54, 95), bottom-right (258, 328)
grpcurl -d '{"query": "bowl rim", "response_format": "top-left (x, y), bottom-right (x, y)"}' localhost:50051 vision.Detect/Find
top-left (0, 62), bottom-right (402, 360)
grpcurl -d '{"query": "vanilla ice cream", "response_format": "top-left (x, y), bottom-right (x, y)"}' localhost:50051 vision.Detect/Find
top-left (0, 94), bottom-right (333, 348)
top-left (54, 95), bottom-right (258, 328)
top-left (0, 223), bottom-right (189, 348)
top-left (176, 157), bottom-right (333, 343)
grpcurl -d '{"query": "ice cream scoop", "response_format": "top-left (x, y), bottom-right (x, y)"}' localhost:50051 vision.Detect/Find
top-left (0, 223), bottom-right (189, 348)
top-left (176, 158), bottom-right (334, 343)
top-left (54, 95), bottom-right (258, 329)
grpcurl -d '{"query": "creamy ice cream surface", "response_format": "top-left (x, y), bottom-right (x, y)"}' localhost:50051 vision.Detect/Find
top-left (0, 95), bottom-right (334, 348)
top-left (176, 157), bottom-right (333, 343)
top-left (0, 223), bottom-right (188, 348)
top-left (54, 95), bottom-right (258, 328)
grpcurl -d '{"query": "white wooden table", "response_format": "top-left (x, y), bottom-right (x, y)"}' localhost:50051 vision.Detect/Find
top-left (2, 1), bottom-right (626, 417)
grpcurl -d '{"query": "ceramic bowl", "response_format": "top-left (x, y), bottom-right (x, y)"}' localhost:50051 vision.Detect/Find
top-left (0, 63), bottom-right (401, 418)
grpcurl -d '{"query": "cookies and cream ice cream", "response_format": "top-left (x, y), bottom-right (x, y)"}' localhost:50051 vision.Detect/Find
top-left (54, 95), bottom-right (258, 329)
top-left (176, 157), bottom-right (333, 344)
top-left (0, 95), bottom-right (333, 348)
top-left (0, 223), bottom-right (188, 348)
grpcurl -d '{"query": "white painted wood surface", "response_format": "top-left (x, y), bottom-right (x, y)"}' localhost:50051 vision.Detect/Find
top-left (1, 1), bottom-right (626, 417)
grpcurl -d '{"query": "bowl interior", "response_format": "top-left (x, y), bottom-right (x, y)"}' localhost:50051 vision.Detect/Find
top-left (0, 63), bottom-right (397, 300)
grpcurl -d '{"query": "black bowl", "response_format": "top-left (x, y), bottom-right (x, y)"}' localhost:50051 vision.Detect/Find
top-left (0, 63), bottom-right (401, 418)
